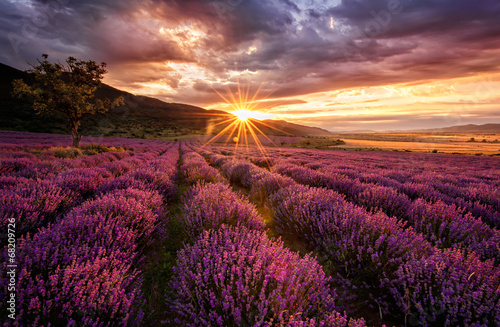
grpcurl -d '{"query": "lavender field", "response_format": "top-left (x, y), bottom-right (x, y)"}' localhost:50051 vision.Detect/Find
top-left (1, 131), bottom-right (499, 327)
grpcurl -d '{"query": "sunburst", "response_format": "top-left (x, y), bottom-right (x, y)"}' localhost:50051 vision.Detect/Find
top-left (200, 79), bottom-right (293, 165)
top-left (232, 109), bottom-right (274, 121)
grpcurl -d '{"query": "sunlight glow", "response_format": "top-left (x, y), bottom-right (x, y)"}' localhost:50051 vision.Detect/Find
top-left (200, 79), bottom-right (293, 164)
top-left (231, 109), bottom-right (274, 121)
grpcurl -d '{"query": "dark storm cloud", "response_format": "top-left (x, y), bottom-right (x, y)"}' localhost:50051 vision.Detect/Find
top-left (167, 0), bottom-right (500, 101)
top-left (1, 0), bottom-right (500, 116)
top-left (268, 0), bottom-right (500, 97)
top-left (1, 0), bottom-right (298, 74)
top-left (1, 0), bottom-right (206, 67)
top-left (328, 0), bottom-right (500, 69)
top-left (331, 0), bottom-right (500, 38)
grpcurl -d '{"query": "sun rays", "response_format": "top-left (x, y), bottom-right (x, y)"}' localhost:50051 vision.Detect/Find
top-left (200, 80), bottom-right (292, 163)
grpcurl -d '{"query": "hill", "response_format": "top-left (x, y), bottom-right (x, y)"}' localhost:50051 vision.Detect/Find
top-left (414, 123), bottom-right (500, 133)
top-left (0, 62), bottom-right (70, 133)
top-left (255, 119), bottom-right (333, 136)
top-left (0, 62), bottom-right (332, 139)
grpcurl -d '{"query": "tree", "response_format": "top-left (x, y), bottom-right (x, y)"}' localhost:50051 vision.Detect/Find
top-left (12, 54), bottom-right (124, 147)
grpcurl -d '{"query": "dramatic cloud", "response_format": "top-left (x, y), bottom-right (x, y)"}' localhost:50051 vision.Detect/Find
top-left (1, 0), bottom-right (499, 130)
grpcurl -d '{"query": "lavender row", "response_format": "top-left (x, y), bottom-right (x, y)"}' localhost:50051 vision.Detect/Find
top-left (272, 161), bottom-right (500, 263)
top-left (0, 188), bottom-right (163, 326)
top-left (0, 151), bottom-right (163, 237)
top-left (180, 182), bottom-right (265, 241)
top-left (0, 130), bottom-right (171, 153)
top-left (0, 141), bottom-right (172, 180)
top-left (0, 145), bottom-right (179, 326)
top-left (334, 165), bottom-right (500, 229)
top-left (0, 139), bottom-right (172, 239)
top-left (99, 145), bottom-right (179, 200)
top-left (196, 146), bottom-right (500, 326)
top-left (169, 225), bottom-right (365, 326)
top-left (179, 143), bottom-right (225, 185)
top-left (259, 146), bottom-right (499, 188)
top-left (0, 131), bottom-right (174, 179)
top-left (0, 150), bottom-right (133, 177)
top-left (179, 145), bottom-right (264, 240)
top-left (269, 184), bottom-right (500, 326)
top-left (173, 146), bottom-right (367, 325)
top-left (268, 148), bottom-right (500, 225)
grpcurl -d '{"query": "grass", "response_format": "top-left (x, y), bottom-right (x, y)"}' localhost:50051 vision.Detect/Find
top-left (141, 213), bottom-right (185, 325)
top-left (79, 144), bottom-right (126, 155)
top-left (291, 137), bottom-right (345, 149)
top-left (47, 146), bottom-right (83, 158)
top-left (141, 145), bottom-right (191, 326)
top-left (26, 144), bottom-right (128, 158)
top-left (160, 134), bottom-right (204, 141)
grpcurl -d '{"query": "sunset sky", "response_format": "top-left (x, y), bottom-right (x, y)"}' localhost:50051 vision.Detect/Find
top-left (2, 0), bottom-right (500, 131)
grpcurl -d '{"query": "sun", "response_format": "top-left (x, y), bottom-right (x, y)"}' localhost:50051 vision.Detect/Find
top-left (232, 109), bottom-right (252, 121)
top-left (231, 109), bottom-right (274, 121)
top-left (202, 81), bottom-right (288, 163)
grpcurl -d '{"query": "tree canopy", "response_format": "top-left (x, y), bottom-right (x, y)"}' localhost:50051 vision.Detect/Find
top-left (12, 54), bottom-right (124, 147)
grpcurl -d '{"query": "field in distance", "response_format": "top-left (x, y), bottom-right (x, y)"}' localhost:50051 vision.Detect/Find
top-left (323, 132), bottom-right (500, 155)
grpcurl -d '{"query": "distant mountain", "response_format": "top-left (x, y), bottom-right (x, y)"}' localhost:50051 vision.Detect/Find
top-left (254, 119), bottom-right (332, 136)
top-left (415, 124), bottom-right (500, 133)
top-left (0, 62), bottom-right (331, 139)
top-left (337, 129), bottom-right (377, 134)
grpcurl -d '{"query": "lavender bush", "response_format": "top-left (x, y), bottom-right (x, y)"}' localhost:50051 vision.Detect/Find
top-left (270, 184), bottom-right (433, 317)
top-left (0, 179), bottom-right (71, 235)
top-left (391, 248), bottom-right (500, 326)
top-left (169, 225), bottom-right (349, 326)
top-left (180, 149), bottom-right (225, 184)
top-left (181, 182), bottom-right (264, 240)
top-left (249, 173), bottom-right (295, 205)
top-left (0, 187), bottom-right (164, 326)
top-left (355, 185), bottom-right (411, 219)
top-left (407, 199), bottom-right (500, 263)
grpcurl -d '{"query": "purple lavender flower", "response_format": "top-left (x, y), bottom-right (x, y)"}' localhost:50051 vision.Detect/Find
top-left (391, 248), bottom-right (500, 327)
top-left (181, 183), bottom-right (265, 240)
top-left (169, 225), bottom-right (343, 326)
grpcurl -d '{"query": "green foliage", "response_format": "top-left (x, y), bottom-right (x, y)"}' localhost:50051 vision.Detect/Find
top-left (21, 144), bottom-right (127, 159)
top-left (11, 54), bottom-right (124, 147)
top-left (80, 144), bottom-right (124, 155)
top-left (292, 137), bottom-right (346, 149)
top-left (48, 146), bottom-right (83, 158)
top-left (44, 144), bottom-right (124, 157)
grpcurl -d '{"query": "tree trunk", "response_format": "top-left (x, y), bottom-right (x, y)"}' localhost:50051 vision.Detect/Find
top-left (70, 122), bottom-right (82, 147)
